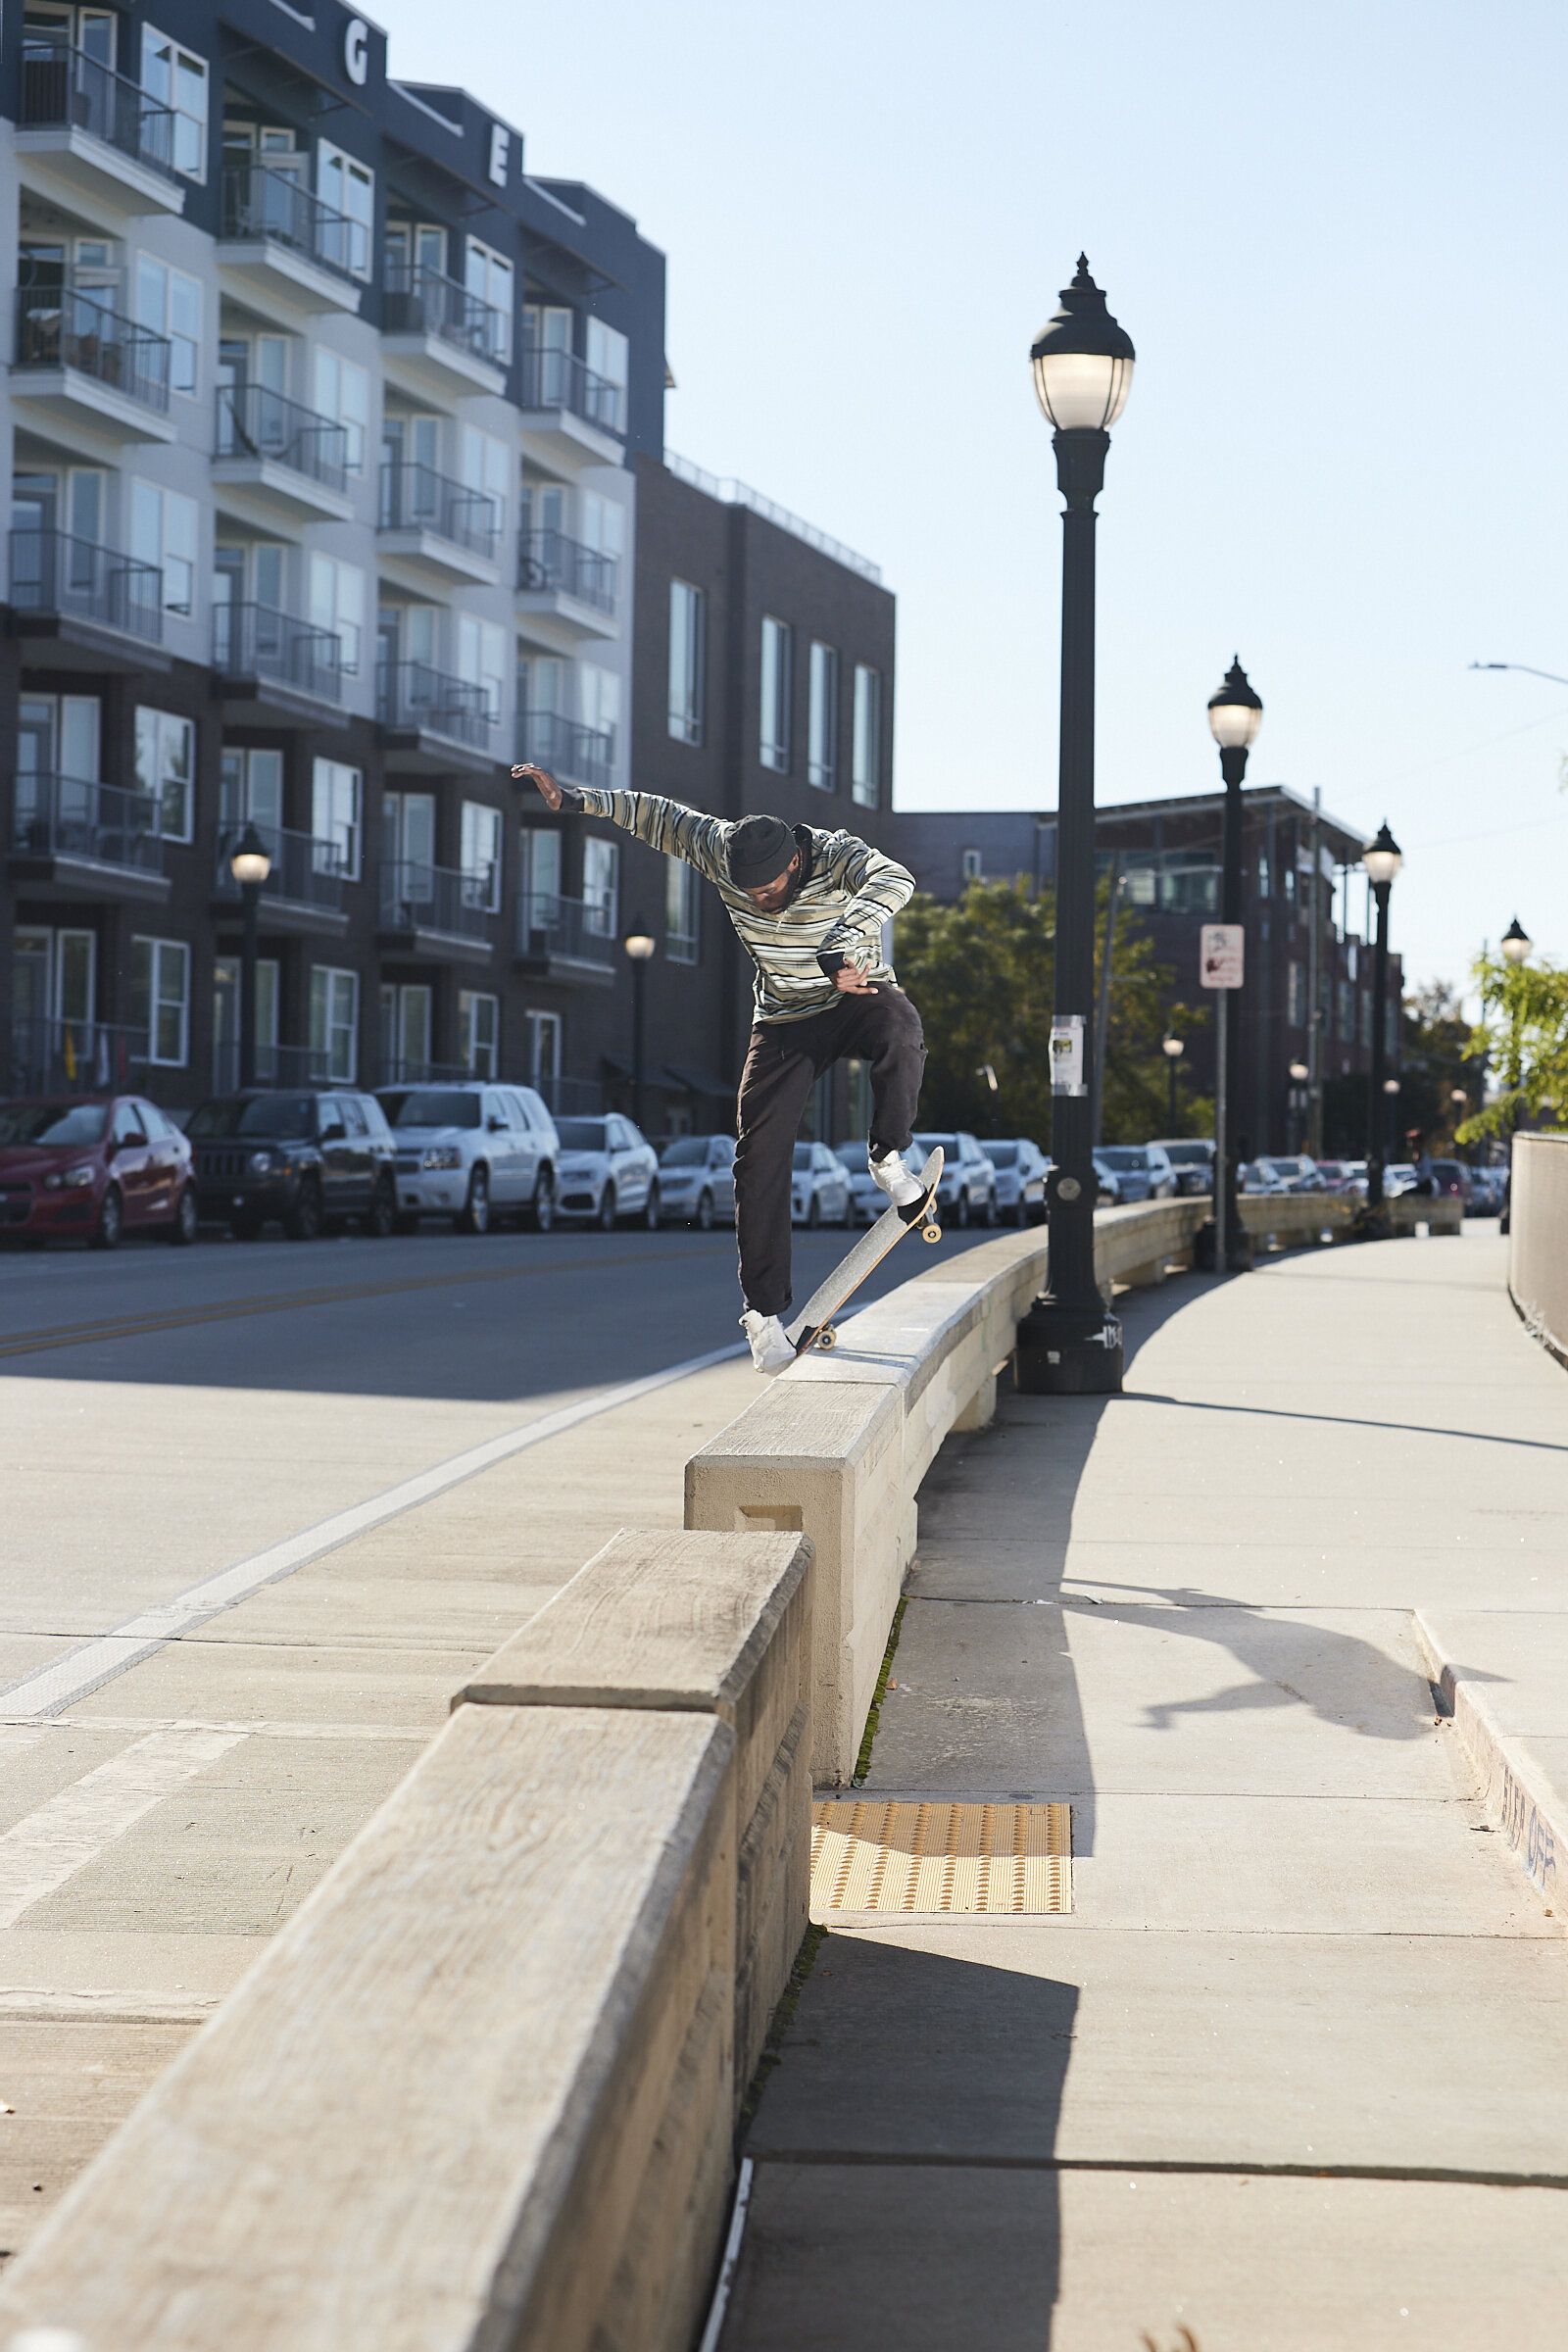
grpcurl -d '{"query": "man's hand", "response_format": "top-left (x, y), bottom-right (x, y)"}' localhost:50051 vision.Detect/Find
top-left (832, 963), bottom-right (877, 996)
top-left (512, 762), bottom-right (563, 811)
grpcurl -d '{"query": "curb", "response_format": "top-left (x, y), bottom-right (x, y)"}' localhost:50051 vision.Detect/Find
top-left (1413, 1609), bottom-right (1562, 1902)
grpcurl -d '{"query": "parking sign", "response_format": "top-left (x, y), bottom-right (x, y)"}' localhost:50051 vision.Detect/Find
top-left (1200, 924), bottom-right (1245, 989)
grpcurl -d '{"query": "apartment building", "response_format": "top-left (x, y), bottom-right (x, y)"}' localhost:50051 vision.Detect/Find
top-left (1, 0), bottom-right (662, 1110)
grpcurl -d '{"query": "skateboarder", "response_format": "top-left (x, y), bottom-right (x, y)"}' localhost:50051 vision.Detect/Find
top-left (514, 764), bottom-right (927, 1372)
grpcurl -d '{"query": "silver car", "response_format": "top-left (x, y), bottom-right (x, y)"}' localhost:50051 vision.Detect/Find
top-left (655, 1134), bottom-right (736, 1229)
top-left (835, 1144), bottom-right (885, 1227)
top-left (792, 1140), bottom-right (852, 1227)
top-left (911, 1131), bottom-right (998, 1228)
top-left (377, 1082), bottom-right (560, 1234)
top-left (978, 1138), bottom-right (1050, 1225)
top-left (554, 1113), bottom-right (662, 1229)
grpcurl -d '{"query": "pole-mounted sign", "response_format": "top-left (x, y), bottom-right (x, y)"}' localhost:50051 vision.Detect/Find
top-left (1049, 1013), bottom-right (1086, 1097)
top-left (1200, 923), bottom-right (1245, 991)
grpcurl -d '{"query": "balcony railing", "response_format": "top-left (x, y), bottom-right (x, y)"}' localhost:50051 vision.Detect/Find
top-left (12, 772), bottom-right (163, 874)
top-left (216, 382), bottom-right (349, 494)
top-left (377, 662), bottom-right (494, 750)
top-left (221, 161), bottom-right (364, 283)
top-left (10, 1015), bottom-right (151, 1099)
top-left (379, 461), bottom-right (499, 560)
top-left (214, 823), bottom-right (347, 913)
top-left (379, 860), bottom-right (495, 943)
top-left (17, 285), bottom-right (172, 412)
top-left (19, 39), bottom-right (179, 181)
top-left (517, 709), bottom-right (614, 794)
top-left (519, 343), bottom-right (626, 438)
top-left (515, 892), bottom-right (615, 970)
top-left (10, 529), bottom-right (164, 645)
top-left (533, 1072), bottom-right (604, 1117)
top-left (215, 602), bottom-right (343, 704)
top-left (383, 260), bottom-right (509, 368)
top-left (381, 1056), bottom-right (472, 1088)
top-left (210, 1040), bottom-right (331, 1095)
top-left (517, 528), bottom-right (617, 615)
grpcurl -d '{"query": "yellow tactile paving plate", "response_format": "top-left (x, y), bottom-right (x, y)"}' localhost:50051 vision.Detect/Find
top-left (810, 1800), bottom-right (1072, 1915)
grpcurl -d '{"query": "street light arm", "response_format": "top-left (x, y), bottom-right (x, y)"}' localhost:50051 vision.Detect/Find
top-left (1469, 662), bottom-right (1568, 690)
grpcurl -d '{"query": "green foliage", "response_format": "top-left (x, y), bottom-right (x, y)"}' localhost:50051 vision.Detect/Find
top-left (1457, 953), bottom-right (1568, 1144)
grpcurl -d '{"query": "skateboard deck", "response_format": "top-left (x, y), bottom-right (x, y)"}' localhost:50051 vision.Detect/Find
top-left (786, 1149), bottom-right (944, 1357)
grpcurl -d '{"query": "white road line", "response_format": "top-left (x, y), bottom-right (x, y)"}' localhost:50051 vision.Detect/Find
top-left (0, 1727), bottom-right (244, 1927)
top-left (0, 1340), bottom-right (747, 1721)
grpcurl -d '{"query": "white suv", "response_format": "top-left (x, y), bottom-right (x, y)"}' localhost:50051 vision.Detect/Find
top-left (377, 1082), bottom-right (560, 1234)
top-left (554, 1113), bottom-right (662, 1228)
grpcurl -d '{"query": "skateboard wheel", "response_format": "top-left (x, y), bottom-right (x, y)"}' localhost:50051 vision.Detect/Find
top-left (816, 1326), bottom-right (837, 1350)
top-left (921, 1223), bottom-right (941, 1245)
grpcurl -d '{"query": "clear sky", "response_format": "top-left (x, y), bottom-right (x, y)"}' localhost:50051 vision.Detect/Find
top-left (372, 0), bottom-right (1568, 1001)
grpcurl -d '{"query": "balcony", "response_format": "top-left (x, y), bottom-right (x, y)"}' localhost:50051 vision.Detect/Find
top-left (13, 286), bottom-right (175, 450)
top-left (376, 662), bottom-right (497, 776)
top-left (211, 824), bottom-right (350, 941)
top-left (377, 861), bottom-right (495, 962)
top-left (518, 343), bottom-right (626, 467)
top-left (210, 1041), bottom-right (331, 1095)
top-left (381, 262), bottom-right (508, 403)
top-left (515, 529), bottom-right (618, 645)
top-left (10, 529), bottom-right (167, 672)
top-left (212, 383), bottom-right (353, 526)
top-left (517, 710), bottom-right (614, 795)
top-left (219, 163), bottom-right (364, 321)
top-left (15, 40), bottom-right (183, 222)
top-left (10, 772), bottom-right (169, 906)
top-left (214, 602), bottom-right (346, 729)
top-left (377, 461), bottom-right (500, 588)
top-left (514, 893), bottom-right (615, 989)
top-left (10, 1016), bottom-right (152, 1101)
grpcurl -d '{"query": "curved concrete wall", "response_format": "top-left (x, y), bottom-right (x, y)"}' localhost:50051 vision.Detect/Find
top-left (1509, 1133), bottom-right (1568, 1363)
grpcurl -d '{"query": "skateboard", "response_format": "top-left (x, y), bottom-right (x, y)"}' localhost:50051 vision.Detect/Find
top-left (786, 1149), bottom-right (944, 1357)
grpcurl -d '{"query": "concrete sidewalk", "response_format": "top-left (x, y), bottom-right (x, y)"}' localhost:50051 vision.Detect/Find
top-left (721, 1231), bottom-right (1568, 2349)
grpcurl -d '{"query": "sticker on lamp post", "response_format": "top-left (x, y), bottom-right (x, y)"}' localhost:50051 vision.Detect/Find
top-left (1050, 1013), bottom-right (1086, 1095)
top-left (1200, 924), bottom-right (1245, 989)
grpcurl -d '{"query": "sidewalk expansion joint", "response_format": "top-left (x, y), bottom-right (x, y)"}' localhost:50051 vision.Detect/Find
top-left (744, 2150), bottom-right (1568, 2191)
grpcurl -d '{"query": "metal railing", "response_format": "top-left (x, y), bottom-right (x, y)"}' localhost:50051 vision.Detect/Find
top-left (517, 528), bottom-right (618, 614)
top-left (534, 1072), bottom-right (604, 1117)
top-left (663, 450), bottom-right (882, 585)
top-left (215, 602), bottom-right (342, 704)
top-left (217, 382), bottom-right (349, 494)
top-left (10, 529), bottom-right (164, 645)
top-left (379, 861), bottom-right (496, 943)
top-left (378, 461), bottom-right (499, 560)
top-left (17, 284), bottom-right (172, 411)
top-left (214, 824), bottom-right (347, 913)
top-left (19, 38), bottom-right (179, 181)
top-left (382, 261), bottom-right (509, 368)
top-left (12, 772), bottom-right (163, 873)
top-left (515, 893), bottom-right (615, 969)
top-left (377, 662), bottom-right (494, 750)
top-left (221, 161), bottom-right (364, 282)
top-left (209, 1040), bottom-right (332, 1096)
top-left (380, 1057), bottom-right (472, 1089)
top-left (519, 342), bottom-right (626, 436)
top-left (10, 1016), bottom-right (151, 1099)
top-left (516, 709), bottom-right (614, 793)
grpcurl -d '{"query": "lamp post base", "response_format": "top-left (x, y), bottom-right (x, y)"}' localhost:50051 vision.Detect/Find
top-left (1195, 1219), bottom-right (1253, 1274)
top-left (1014, 1298), bottom-right (1124, 1395)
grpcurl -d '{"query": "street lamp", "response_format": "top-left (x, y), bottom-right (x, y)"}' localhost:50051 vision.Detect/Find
top-left (229, 820), bottom-right (271, 1089)
top-left (1289, 1058), bottom-right (1309, 1153)
top-left (1161, 1032), bottom-right (1184, 1133)
top-left (1018, 255), bottom-right (1135, 1396)
top-left (1360, 819), bottom-right (1401, 1211)
top-left (1205, 657), bottom-right (1263, 1269)
top-left (624, 917), bottom-right (656, 1133)
top-left (1500, 916), bottom-right (1532, 964)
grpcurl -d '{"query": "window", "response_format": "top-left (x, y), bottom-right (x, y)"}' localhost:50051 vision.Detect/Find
top-left (310, 966), bottom-right (359, 1083)
top-left (220, 744), bottom-right (283, 832)
top-left (666, 856), bottom-right (700, 966)
top-left (312, 758), bottom-right (361, 879)
top-left (520, 827), bottom-right (562, 917)
top-left (1287, 959), bottom-right (1305, 1028)
top-left (314, 348), bottom-right (368, 471)
top-left (135, 257), bottom-right (201, 395)
top-left (1338, 979), bottom-right (1354, 1044)
top-left (130, 936), bottom-right (188, 1064)
top-left (585, 317), bottom-right (628, 427)
top-left (960, 848), bottom-right (983, 884)
top-left (20, 692), bottom-right (99, 785)
top-left (461, 801), bottom-right (502, 911)
top-left (1257, 851), bottom-right (1271, 899)
top-left (667, 579), bottom-right (705, 745)
top-left (317, 141), bottom-right (372, 277)
top-left (583, 836), bottom-right (619, 938)
top-left (465, 238), bottom-right (514, 360)
top-left (309, 554), bottom-right (364, 673)
top-left (852, 664), bottom-right (882, 808)
top-left (142, 26), bottom-right (208, 179)
top-left (379, 982), bottom-right (431, 1081)
top-left (526, 1009), bottom-right (562, 1088)
top-left (579, 662), bottom-right (620, 749)
top-left (760, 615), bottom-right (792, 771)
top-left (460, 991), bottom-right (498, 1079)
top-left (457, 615), bottom-right (506, 721)
top-left (134, 708), bottom-right (194, 841)
top-left (212, 955), bottom-right (277, 1084)
top-left (130, 481), bottom-right (197, 614)
top-left (460, 427), bottom-right (509, 536)
top-left (808, 642), bottom-right (839, 791)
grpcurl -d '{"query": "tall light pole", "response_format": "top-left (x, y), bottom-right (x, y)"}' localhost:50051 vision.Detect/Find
top-left (1500, 917), bottom-right (1531, 1145)
top-left (1161, 1032), bottom-right (1184, 1133)
top-left (1360, 820), bottom-right (1401, 1209)
top-left (1206, 659), bottom-right (1263, 1267)
top-left (1289, 1058), bottom-right (1309, 1152)
top-left (229, 821), bottom-right (271, 1089)
top-left (623, 915), bottom-right (656, 1132)
top-left (1016, 255), bottom-right (1134, 1395)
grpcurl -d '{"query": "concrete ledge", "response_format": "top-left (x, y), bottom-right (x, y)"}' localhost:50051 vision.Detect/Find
top-left (1415, 1611), bottom-right (1565, 1902)
top-left (1509, 1133), bottom-right (1568, 1356)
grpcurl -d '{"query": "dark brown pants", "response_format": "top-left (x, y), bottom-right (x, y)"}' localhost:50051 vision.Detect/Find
top-left (734, 986), bottom-right (926, 1316)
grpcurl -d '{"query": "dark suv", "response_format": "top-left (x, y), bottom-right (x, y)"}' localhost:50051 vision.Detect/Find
top-left (188, 1089), bottom-right (397, 1240)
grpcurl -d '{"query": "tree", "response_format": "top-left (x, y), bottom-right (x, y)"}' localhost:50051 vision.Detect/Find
top-left (1456, 952), bottom-right (1568, 1146)
top-left (1397, 981), bottom-right (1488, 1152)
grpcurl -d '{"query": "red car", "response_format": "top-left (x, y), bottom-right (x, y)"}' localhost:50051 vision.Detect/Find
top-left (0, 1094), bottom-right (198, 1249)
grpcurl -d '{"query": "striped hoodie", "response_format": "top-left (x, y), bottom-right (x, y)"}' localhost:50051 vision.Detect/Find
top-left (554, 787), bottom-right (915, 1024)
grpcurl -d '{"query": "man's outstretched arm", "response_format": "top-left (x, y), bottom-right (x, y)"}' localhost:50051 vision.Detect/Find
top-left (513, 765), bottom-right (728, 881)
top-left (815, 834), bottom-right (916, 974)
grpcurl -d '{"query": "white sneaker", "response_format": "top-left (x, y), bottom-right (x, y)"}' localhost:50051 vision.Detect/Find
top-left (867, 1147), bottom-right (925, 1208)
top-left (740, 1308), bottom-right (796, 1375)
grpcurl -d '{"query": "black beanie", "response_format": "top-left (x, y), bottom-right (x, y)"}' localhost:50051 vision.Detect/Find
top-left (727, 814), bottom-right (796, 889)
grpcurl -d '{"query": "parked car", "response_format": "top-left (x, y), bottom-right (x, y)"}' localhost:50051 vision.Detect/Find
top-left (553, 1114), bottom-right (661, 1228)
top-left (835, 1144), bottom-right (885, 1227)
top-left (1238, 1159), bottom-right (1292, 1195)
top-left (1092, 1144), bottom-right (1176, 1203)
top-left (911, 1131), bottom-right (998, 1227)
top-left (978, 1138), bottom-right (1050, 1224)
top-left (1152, 1138), bottom-right (1214, 1197)
top-left (1428, 1158), bottom-right (1475, 1207)
top-left (378, 1082), bottom-right (560, 1234)
top-left (1468, 1166), bottom-right (1504, 1216)
top-left (0, 1093), bottom-right (197, 1250)
top-left (792, 1139), bottom-right (852, 1227)
top-left (1251, 1153), bottom-right (1327, 1194)
top-left (655, 1134), bottom-right (735, 1228)
top-left (1382, 1161), bottom-right (1420, 1198)
top-left (189, 1089), bottom-right (396, 1239)
top-left (1316, 1158), bottom-right (1368, 1198)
